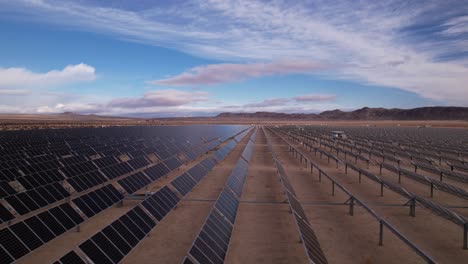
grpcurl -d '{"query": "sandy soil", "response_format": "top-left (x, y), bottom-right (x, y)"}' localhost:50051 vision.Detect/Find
top-left (225, 128), bottom-right (308, 264)
top-left (267, 129), bottom-right (468, 263)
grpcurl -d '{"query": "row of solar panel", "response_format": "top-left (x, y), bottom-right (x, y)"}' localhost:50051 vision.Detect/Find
top-left (3, 155), bottom-right (171, 220)
top-left (265, 127), bottom-right (328, 264)
top-left (3, 182), bottom-right (70, 216)
top-left (72, 185), bottom-right (123, 218)
top-left (52, 141), bottom-right (226, 263)
top-left (186, 207), bottom-right (234, 264)
top-left (118, 172), bottom-right (152, 194)
top-left (185, 129), bottom-right (256, 263)
top-left (55, 186), bottom-right (180, 264)
top-left (171, 157), bottom-right (217, 196)
top-left (0, 138), bottom-right (186, 182)
top-left (213, 141), bottom-right (237, 162)
top-left (0, 203), bottom-right (84, 263)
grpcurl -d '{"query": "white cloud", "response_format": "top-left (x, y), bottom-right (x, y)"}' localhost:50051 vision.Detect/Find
top-left (151, 60), bottom-right (324, 86)
top-left (293, 94), bottom-right (337, 102)
top-left (0, 63), bottom-right (96, 88)
top-left (2, 0), bottom-right (468, 105)
top-left (108, 89), bottom-right (209, 108)
top-left (0, 89), bottom-right (31, 95)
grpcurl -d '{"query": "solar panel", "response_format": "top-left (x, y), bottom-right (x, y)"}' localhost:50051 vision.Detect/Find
top-left (79, 240), bottom-right (113, 264)
top-left (4, 195), bottom-right (29, 215)
top-left (120, 214), bottom-right (145, 240)
top-left (90, 232), bottom-right (124, 263)
top-left (214, 188), bottom-right (239, 224)
top-left (24, 216), bottom-right (55, 243)
top-left (0, 228), bottom-right (30, 260)
top-left (0, 245), bottom-right (14, 264)
top-left (143, 163), bottom-right (170, 181)
top-left (171, 172), bottom-right (197, 196)
top-left (0, 203), bottom-right (15, 223)
top-left (241, 140), bottom-right (254, 162)
top-left (286, 191), bottom-right (309, 223)
top-left (37, 211), bottom-right (66, 236)
top-left (9, 221), bottom-right (43, 251)
top-left (164, 156), bottom-right (183, 170)
top-left (200, 157), bottom-right (216, 171)
top-left (110, 219), bottom-right (139, 247)
top-left (187, 164), bottom-right (208, 182)
top-left (187, 209), bottom-right (233, 264)
top-left (226, 158), bottom-right (248, 197)
top-left (49, 206), bottom-right (76, 230)
top-left (57, 251), bottom-right (85, 264)
top-left (295, 215), bottom-right (328, 264)
top-left (101, 225), bottom-right (132, 255)
top-left (118, 172), bottom-right (151, 193)
top-left (142, 186), bottom-right (179, 220)
top-left (58, 203), bottom-right (84, 225)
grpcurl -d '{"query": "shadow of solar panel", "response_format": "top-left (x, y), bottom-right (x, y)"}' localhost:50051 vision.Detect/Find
top-left (56, 251), bottom-right (85, 264)
top-left (295, 215), bottom-right (328, 264)
top-left (214, 189), bottom-right (239, 224)
top-left (171, 173), bottom-right (197, 196)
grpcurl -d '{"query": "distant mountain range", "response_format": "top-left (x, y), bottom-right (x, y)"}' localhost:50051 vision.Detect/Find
top-left (215, 107), bottom-right (468, 120)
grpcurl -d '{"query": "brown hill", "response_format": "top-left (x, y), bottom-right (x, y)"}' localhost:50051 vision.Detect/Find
top-left (216, 107), bottom-right (468, 120)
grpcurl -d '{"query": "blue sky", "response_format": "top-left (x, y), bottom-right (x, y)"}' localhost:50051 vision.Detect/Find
top-left (0, 0), bottom-right (467, 117)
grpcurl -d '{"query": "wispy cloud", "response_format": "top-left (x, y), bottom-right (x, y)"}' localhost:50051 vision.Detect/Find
top-left (244, 98), bottom-right (290, 108)
top-left (108, 89), bottom-right (209, 108)
top-left (150, 60), bottom-right (324, 86)
top-left (0, 63), bottom-right (96, 88)
top-left (293, 94), bottom-right (337, 102)
top-left (0, 89), bottom-right (31, 95)
top-left (1, 0), bottom-right (468, 105)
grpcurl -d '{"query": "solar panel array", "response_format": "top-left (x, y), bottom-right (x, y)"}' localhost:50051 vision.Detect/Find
top-left (264, 127), bottom-right (329, 264)
top-left (184, 127), bottom-right (257, 264)
top-left (53, 145), bottom-right (232, 264)
top-left (0, 125), bottom-right (250, 263)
